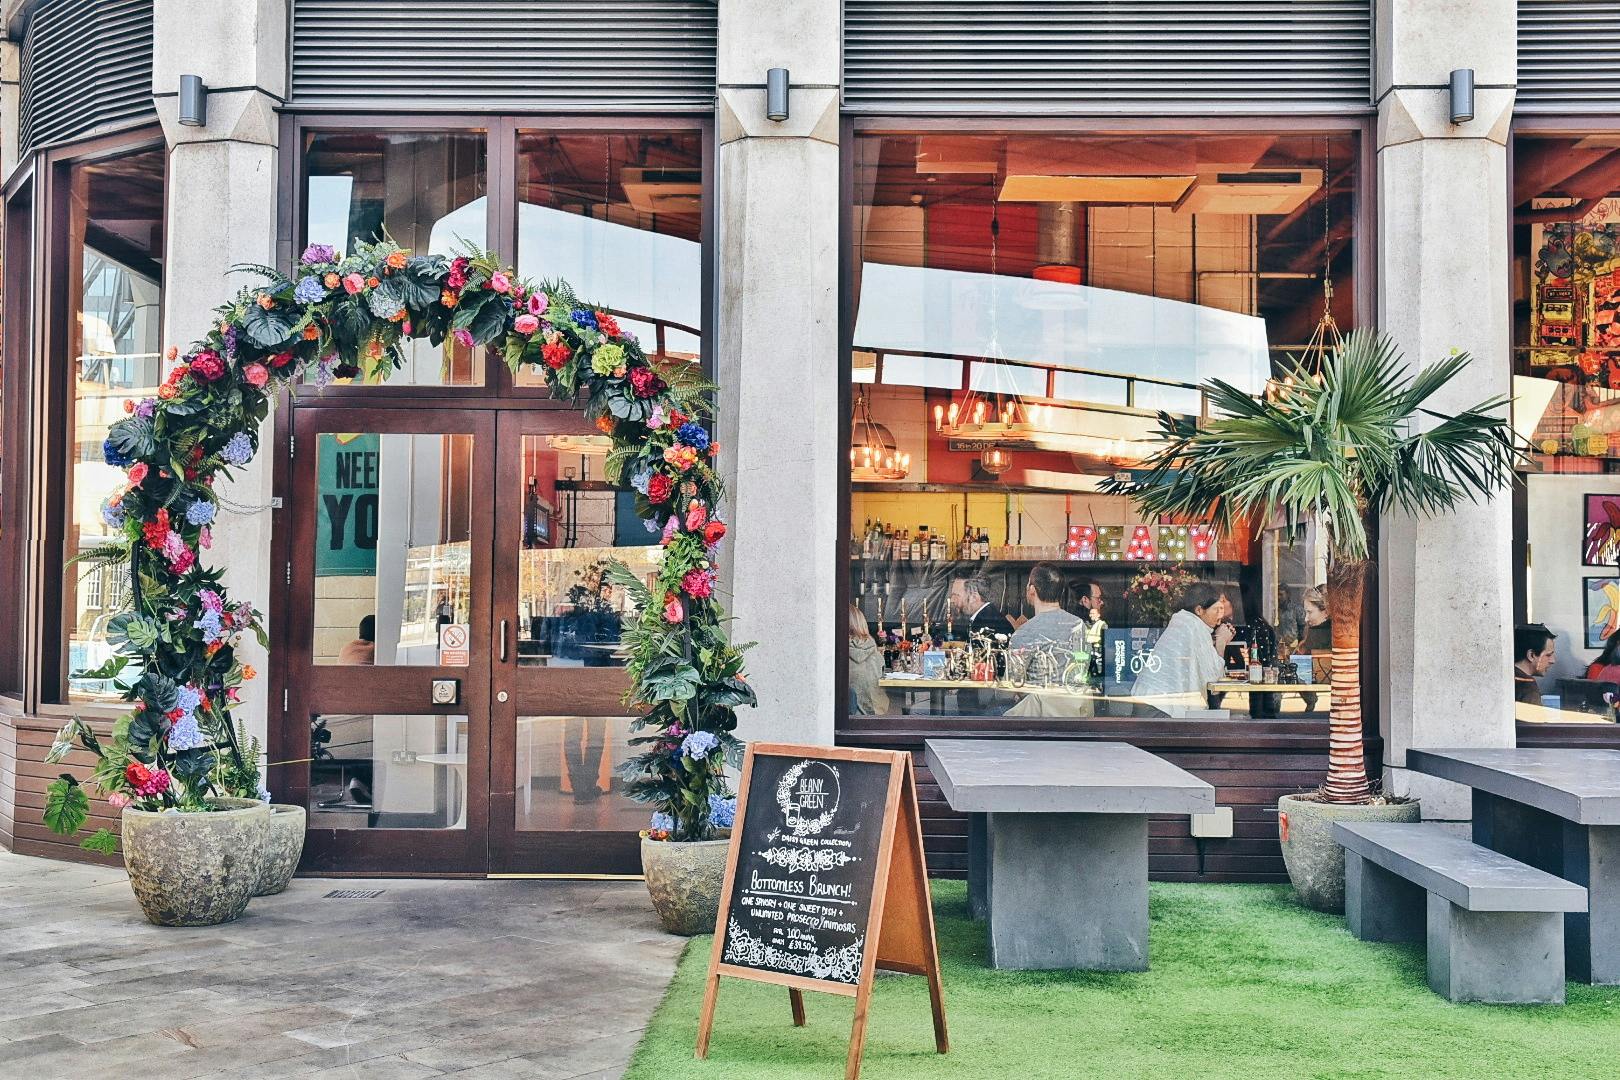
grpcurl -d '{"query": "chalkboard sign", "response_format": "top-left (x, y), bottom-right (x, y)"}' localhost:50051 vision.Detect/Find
top-left (697, 744), bottom-right (947, 1080)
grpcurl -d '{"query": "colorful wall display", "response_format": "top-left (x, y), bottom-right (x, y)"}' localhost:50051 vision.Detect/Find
top-left (1584, 493), bottom-right (1620, 566)
top-left (1584, 576), bottom-right (1620, 648)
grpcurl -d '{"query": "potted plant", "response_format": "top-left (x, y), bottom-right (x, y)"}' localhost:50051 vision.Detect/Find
top-left (216, 720), bottom-right (306, 896)
top-left (608, 420), bottom-right (755, 935)
top-left (1105, 329), bottom-right (1521, 911)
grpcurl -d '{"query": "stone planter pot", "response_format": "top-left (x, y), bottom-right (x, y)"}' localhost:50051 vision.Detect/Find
top-left (641, 833), bottom-right (731, 936)
top-left (1278, 793), bottom-right (1421, 913)
top-left (122, 797), bottom-right (270, 926)
top-left (253, 804), bottom-right (307, 897)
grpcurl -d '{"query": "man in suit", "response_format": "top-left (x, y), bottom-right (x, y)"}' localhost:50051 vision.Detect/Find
top-left (948, 573), bottom-right (1014, 639)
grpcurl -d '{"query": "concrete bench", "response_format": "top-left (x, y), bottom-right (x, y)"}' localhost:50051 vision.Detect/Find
top-left (1334, 821), bottom-right (1587, 1004)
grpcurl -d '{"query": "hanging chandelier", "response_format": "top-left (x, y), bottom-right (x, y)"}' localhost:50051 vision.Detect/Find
top-left (850, 391), bottom-right (911, 481)
top-left (932, 383), bottom-right (1048, 444)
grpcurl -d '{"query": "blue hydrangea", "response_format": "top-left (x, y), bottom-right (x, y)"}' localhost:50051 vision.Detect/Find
top-left (185, 500), bottom-right (216, 526)
top-left (570, 308), bottom-right (598, 332)
top-left (101, 500), bottom-right (126, 530)
top-left (257, 786), bottom-right (272, 803)
top-left (294, 275), bottom-right (327, 303)
top-left (681, 730), bottom-right (720, 759)
top-left (644, 517), bottom-right (661, 535)
top-left (167, 714), bottom-right (206, 751)
top-left (676, 423), bottom-right (710, 452)
top-left (194, 609), bottom-right (223, 644)
top-left (174, 685), bottom-right (202, 718)
top-left (708, 794), bottom-right (736, 829)
top-left (650, 812), bottom-right (675, 833)
top-left (220, 432), bottom-right (254, 466)
top-left (103, 438), bottom-right (134, 468)
top-left (630, 467), bottom-right (652, 495)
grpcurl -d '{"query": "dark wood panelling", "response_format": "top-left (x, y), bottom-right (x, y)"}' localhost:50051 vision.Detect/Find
top-left (0, 713), bottom-right (120, 865)
top-left (839, 718), bottom-right (1361, 883)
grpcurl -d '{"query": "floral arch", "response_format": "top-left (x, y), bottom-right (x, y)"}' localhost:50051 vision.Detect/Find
top-left (47, 240), bottom-right (751, 848)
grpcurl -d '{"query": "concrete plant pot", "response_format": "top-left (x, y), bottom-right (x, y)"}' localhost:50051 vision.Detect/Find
top-left (252, 804), bottom-right (307, 897)
top-left (641, 833), bottom-right (731, 936)
top-left (1278, 793), bottom-right (1421, 913)
top-left (122, 796), bottom-right (270, 926)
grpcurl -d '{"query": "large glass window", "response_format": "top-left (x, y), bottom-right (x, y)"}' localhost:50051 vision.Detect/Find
top-left (65, 147), bottom-right (165, 702)
top-left (302, 132), bottom-right (487, 387)
top-left (846, 131), bottom-right (1359, 720)
top-left (1510, 133), bottom-right (1620, 725)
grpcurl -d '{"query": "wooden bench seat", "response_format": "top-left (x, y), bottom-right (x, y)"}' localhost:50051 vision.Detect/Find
top-left (1334, 821), bottom-right (1587, 1004)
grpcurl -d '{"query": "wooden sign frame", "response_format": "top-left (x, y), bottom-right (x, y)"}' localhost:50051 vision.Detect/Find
top-left (696, 743), bottom-right (948, 1080)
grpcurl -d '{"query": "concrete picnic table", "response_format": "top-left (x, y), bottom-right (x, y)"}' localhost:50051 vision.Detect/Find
top-left (1408, 747), bottom-right (1620, 984)
top-left (924, 738), bottom-right (1216, 971)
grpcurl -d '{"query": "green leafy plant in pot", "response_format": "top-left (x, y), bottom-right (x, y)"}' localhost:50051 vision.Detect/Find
top-left (1103, 329), bottom-right (1522, 911)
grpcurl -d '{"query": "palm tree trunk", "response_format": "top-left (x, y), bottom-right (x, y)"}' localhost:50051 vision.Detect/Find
top-left (1322, 558), bottom-right (1372, 803)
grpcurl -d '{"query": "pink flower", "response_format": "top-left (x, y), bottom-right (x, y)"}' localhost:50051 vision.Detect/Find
top-left (682, 568), bottom-right (715, 599)
top-left (169, 547), bottom-right (196, 574)
top-left (514, 314), bottom-right (540, 335)
top-left (243, 363), bottom-right (269, 388)
top-left (128, 462), bottom-right (149, 486)
top-left (661, 516), bottom-right (680, 545)
top-left (490, 272), bottom-right (511, 294)
top-left (342, 273), bottom-right (365, 294)
top-left (199, 527), bottom-right (212, 550)
top-left (453, 328), bottom-right (475, 348)
top-left (107, 792), bottom-right (131, 809)
top-left (663, 593), bottom-right (685, 624)
top-left (686, 503), bottom-right (708, 531)
top-left (527, 292), bottom-right (546, 316)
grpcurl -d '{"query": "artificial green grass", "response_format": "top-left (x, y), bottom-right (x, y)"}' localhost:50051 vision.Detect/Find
top-left (626, 881), bottom-right (1620, 1080)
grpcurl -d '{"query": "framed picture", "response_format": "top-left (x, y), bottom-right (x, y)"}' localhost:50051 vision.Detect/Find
top-left (1584, 576), bottom-right (1620, 648)
top-left (1582, 493), bottom-right (1620, 566)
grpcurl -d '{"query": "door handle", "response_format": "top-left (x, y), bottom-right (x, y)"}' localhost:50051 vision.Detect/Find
top-left (500, 619), bottom-right (509, 663)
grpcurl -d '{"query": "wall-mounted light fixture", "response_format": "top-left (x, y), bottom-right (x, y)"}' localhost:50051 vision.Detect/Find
top-left (1448, 68), bottom-right (1475, 125)
top-left (178, 74), bottom-right (208, 127)
top-left (766, 67), bottom-right (790, 122)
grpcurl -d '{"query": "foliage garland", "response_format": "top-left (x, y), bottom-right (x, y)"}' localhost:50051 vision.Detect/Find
top-left (46, 239), bottom-right (752, 849)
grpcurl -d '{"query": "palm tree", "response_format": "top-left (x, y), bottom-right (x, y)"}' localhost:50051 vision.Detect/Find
top-left (1104, 329), bottom-right (1522, 803)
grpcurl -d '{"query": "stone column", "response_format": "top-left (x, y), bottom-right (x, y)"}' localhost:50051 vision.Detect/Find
top-left (1375, 0), bottom-right (1517, 819)
top-left (0, 39), bottom-right (18, 178)
top-left (153, 0), bottom-right (286, 758)
top-left (713, 1), bottom-right (841, 746)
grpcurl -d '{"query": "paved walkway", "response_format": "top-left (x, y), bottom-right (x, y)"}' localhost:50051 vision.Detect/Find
top-left (0, 851), bottom-right (684, 1079)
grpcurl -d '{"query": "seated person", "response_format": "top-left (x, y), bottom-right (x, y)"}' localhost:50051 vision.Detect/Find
top-left (1130, 584), bottom-right (1235, 707)
top-left (1587, 629), bottom-right (1620, 684)
top-left (337, 614), bottom-right (376, 665)
top-left (847, 602), bottom-right (890, 715)
top-left (1010, 563), bottom-right (1081, 651)
top-left (1513, 623), bottom-right (1556, 706)
top-left (948, 573), bottom-right (1014, 639)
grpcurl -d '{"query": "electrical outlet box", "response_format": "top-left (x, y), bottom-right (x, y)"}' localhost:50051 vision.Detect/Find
top-left (391, 749), bottom-right (418, 765)
top-left (1191, 806), bottom-right (1234, 839)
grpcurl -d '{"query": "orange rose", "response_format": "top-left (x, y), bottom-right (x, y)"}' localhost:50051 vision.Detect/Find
top-left (257, 293), bottom-right (274, 310)
top-left (366, 276), bottom-right (380, 289)
top-left (158, 384), bottom-right (177, 399)
top-left (440, 289), bottom-right (459, 308)
top-left (324, 272), bottom-right (340, 288)
top-left (165, 345), bottom-right (179, 361)
top-left (242, 665), bottom-right (257, 681)
top-left (302, 324), bottom-right (321, 341)
top-left (385, 251), bottom-right (407, 269)
top-left (595, 415), bottom-right (615, 434)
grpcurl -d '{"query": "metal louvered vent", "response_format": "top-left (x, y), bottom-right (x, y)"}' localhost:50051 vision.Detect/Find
top-left (290, 0), bottom-right (716, 111)
top-left (1518, 2), bottom-right (1620, 113)
top-left (843, 1), bottom-right (1373, 114)
top-left (18, 0), bottom-right (155, 153)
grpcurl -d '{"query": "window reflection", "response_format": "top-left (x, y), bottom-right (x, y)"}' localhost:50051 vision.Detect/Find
top-left (313, 433), bottom-right (474, 666)
top-left (847, 132), bottom-right (1357, 721)
top-left (302, 132), bottom-right (486, 386)
top-left (513, 132), bottom-right (702, 387)
top-left (513, 715), bottom-right (649, 832)
top-left (310, 713), bottom-right (468, 829)
top-left (67, 147), bottom-right (165, 702)
top-left (1511, 134), bottom-right (1620, 725)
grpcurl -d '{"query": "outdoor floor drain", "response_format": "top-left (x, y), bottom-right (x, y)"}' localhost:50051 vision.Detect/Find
top-left (323, 889), bottom-right (384, 899)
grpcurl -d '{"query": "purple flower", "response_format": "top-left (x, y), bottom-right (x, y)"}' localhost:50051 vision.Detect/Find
top-left (194, 610), bottom-right (224, 644)
top-left (680, 731), bottom-right (720, 759)
top-left (301, 243), bottom-right (338, 265)
top-left (135, 399), bottom-right (156, 419)
top-left (186, 500), bottom-right (216, 526)
top-left (314, 355), bottom-right (336, 388)
top-left (167, 714), bottom-right (206, 751)
top-left (220, 432), bottom-right (254, 466)
top-left (199, 589), bottom-right (224, 614)
top-left (453, 328), bottom-right (475, 349)
top-left (294, 275), bottom-right (327, 303)
top-left (222, 325), bottom-right (238, 360)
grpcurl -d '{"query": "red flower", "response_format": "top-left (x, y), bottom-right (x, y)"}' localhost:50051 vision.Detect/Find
top-left (647, 473), bottom-right (674, 504)
top-left (682, 568), bottom-right (715, 599)
top-left (270, 351), bottom-right (294, 368)
top-left (542, 341), bottom-right (573, 369)
top-left (627, 366), bottom-right (666, 399)
top-left (143, 509), bottom-right (171, 549)
top-left (125, 761), bottom-right (151, 788)
top-left (702, 519), bottom-right (727, 545)
top-left (595, 312), bottom-right (621, 338)
top-left (189, 351), bottom-right (226, 382)
top-left (663, 593), bottom-right (685, 624)
top-left (447, 257), bottom-right (469, 290)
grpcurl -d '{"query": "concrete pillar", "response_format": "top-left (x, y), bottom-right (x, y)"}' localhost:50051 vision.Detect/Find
top-left (0, 39), bottom-right (19, 179)
top-left (153, 0), bottom-right (286, 761)
top-left (713, 1), bottom-right (840, 746)
top-left (1375, 0), bottom-right (1517, 819)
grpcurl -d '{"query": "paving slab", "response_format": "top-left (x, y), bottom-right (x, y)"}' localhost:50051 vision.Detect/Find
top-left (0, 850), bottom-right (681, 1079)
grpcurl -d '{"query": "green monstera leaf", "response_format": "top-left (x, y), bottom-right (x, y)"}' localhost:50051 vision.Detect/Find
top-left (80, 829), bottom-right (120, 855)
top-left (44, 777), bottom-right (89, 836)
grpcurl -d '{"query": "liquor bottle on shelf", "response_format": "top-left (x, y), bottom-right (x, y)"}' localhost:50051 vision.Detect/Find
top-left (911, 526), bottom-right (924, 562)
top-left (960, 526), bottom-right (973, 562)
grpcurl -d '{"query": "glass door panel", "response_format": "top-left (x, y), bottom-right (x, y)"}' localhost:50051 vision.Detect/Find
top-left (282, 408), bottom-right (494, 873)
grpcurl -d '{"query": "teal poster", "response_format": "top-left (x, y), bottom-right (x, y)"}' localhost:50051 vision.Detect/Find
top-left (316, 433), bottom-right (379, 577)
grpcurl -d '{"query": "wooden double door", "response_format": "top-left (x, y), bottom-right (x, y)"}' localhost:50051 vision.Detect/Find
top-left (273, 406), bottom-right (652, 875)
